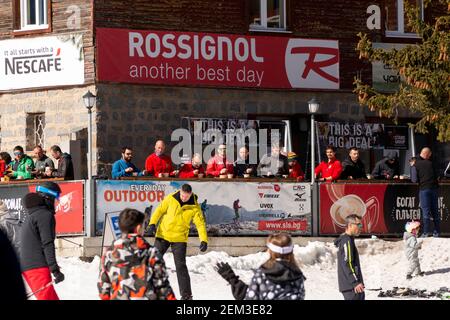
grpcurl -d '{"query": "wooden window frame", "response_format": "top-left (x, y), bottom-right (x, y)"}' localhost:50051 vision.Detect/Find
top-left (12, 0), bottom-right (52, 36)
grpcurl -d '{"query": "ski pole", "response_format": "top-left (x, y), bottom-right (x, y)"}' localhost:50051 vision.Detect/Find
top-left (26, 281), bottom-right (55, 299)
top-left (59, 237), bottom-right (83, 247)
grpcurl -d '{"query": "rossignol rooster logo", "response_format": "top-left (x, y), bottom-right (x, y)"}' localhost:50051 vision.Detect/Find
top-left (56, 192), bottom-right (74, 213)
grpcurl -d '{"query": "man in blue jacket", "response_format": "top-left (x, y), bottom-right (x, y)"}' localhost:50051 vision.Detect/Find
top-left (112, 146), bottom-right (145, 179)
top-left (334, 214), bottom-right (365, 300)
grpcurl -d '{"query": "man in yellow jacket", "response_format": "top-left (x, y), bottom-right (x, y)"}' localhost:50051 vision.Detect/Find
top-left (147, 183), bottom-right (208, 300)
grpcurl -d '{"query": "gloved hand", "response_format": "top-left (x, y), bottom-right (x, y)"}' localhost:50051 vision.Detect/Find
top-left (199, 241), bottom-right (208, 252)
top-left (146, 224), bottom-right (157, 236)
top-left (215, 262), bottom-right (238, 283)
top-left (52, 269), bottom-right (65, 284)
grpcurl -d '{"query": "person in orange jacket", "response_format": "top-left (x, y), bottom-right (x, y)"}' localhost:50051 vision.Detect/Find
top-left (144, 140), bottom-right (178, 177)
top-left (287, 152), bottom-right (305, 181)
top-left (206, 144), bottom-right (234, 177)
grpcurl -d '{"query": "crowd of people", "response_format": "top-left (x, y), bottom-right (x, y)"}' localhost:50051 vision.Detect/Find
top-left (0, 145), bottom-right (74, 181)
top-left (111, 139), bottom-right (408, 182)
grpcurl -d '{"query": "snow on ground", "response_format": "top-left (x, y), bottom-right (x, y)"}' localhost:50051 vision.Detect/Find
top-left (55, 238), bottom-right (450, 300)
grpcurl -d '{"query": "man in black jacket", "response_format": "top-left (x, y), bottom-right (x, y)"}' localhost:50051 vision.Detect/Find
top-left (334, 214), bottom-right (365, 300)
top-left (45, 145), bottom-right (74, 180)
top-left (341, 147), bottom-right (367, 180)
top-left (20, 182), bottom-right (65, 300)
top-left (411, 147), bottom-right (441, 237)
top-left (371, 150), bottom-right (400, 180)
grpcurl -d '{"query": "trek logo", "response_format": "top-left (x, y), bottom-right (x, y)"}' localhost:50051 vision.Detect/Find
top-left (285, 39), bottom-right (339, 89)
top-left (260, 203), bottom-right (274, 209)
top-left (294, 192), bottom-right (306, 202)
top-left (4, 48), bottom-right (62, 75)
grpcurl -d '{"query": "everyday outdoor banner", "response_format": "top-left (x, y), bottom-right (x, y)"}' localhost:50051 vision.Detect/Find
top-left (319, 183), bottom-right (450, 235)
top-left (96, 180), bottom-right (311, 236)
top-left (96, 27), bottom-right (340, 90)
top-left (0, 34), bottom-right (84, 91)
top-left (0, 181), bottom-right (84, 235)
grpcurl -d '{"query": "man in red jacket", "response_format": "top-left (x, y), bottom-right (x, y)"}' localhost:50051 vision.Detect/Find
top-left (206, 144), bottom-right (234, 177)
top-left (288, 152), bottom-right (305, 181)
top-left (314, 145), bottom-right (343, 182)
top-left (145, 140), bottom-right (178, 177)
top-left (179, 153), bottom-right (205, 178)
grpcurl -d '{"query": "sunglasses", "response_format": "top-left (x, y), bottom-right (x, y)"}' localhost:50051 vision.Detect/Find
top-left (354, 223), bottom-right (363, 228)
top-left (14, 152), bottom-right (23, 156)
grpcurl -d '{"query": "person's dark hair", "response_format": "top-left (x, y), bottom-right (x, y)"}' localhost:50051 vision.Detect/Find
top-left (34, 145), bottom-right (43, 151)
top-left (0, 152), bottom-right (12, 165)
top-left (345, 214), bottom-right (361, 227)
top-left (50, 145), bottom-right (62, 153)
top-left (121, 146), bottom-right (132, 154)
top-left (13, 146), bottom-right (24, 153)
top-left (326, 145), bottom-right (336, 152)
top-left (348, 147), bottom-right (358, 153)
top-left (263, 233), bottom-right (300, 271)
top-left (119, 208), bottom-right (145, 233)
top-left (181, 184), bottom-right (192, 193)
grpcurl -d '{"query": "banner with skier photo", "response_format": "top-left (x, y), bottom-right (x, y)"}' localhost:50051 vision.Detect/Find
top-left (96, 180), bottom-right (311, 236)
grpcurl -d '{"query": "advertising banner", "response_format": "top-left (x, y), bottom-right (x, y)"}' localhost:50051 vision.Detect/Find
top-left (97, 28), bottom-right (340, 90)
top-left (316, 122), bottom-right (408, 150)
top-left (0, 181), bottom-right (84, 235)
top-left (0, 34), bottom-right (84, 91)
top-left (319, 183), bottom-right (450, 235)
top-left (372, 43), bottom-right (407, 93)
top-left (96, 180), bottom-right (311, 236)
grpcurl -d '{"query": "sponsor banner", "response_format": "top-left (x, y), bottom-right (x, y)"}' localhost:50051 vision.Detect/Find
top-left (0, 34), bottom-right (84, 91)
top-left (317, 122), bottom-right (408, 150)
top-left (96, 180), bottom-right (311, 236)
top-left (319, 183), bottom-right (450, 235)
top-left (97, 27), bottom-right (339, 90)
top-left (0, 181), bottom-right (84, 235)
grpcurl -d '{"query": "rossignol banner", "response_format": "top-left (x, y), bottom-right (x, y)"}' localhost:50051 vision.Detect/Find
top-left (319, 183), bottom-right (450, 235)
top-left (96, 27), bottom-right (340, 90)
top-left (0, 181), bottom-right (84, 235)
top-left (0, 34), bottom-right (84, 91)
top-left (96, 180), bottom-right (311, 236)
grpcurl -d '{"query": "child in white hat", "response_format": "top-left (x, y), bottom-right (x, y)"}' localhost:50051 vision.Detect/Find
top-left (404, 221), bottom-right (424, 279)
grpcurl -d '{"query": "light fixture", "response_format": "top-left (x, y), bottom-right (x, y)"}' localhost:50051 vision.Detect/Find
top-left (83, 90), bottom-right (96, 110)
top-left (308, 97), bottom-right (320, 114)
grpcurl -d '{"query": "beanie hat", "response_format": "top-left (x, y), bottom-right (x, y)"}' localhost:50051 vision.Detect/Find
top-left (36, 181), bottom-right (62, 200)
top-left (405, 221), bottom-right (421, 233)
top-left (287, 152), bottom-right (298, 162)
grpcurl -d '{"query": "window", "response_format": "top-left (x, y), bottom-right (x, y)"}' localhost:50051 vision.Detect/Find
top-left (26, 113), bottom-right (45, 151)
top-left (385, 0), bottom-right (424, 37)
top-left (14, 0), bottom-right (50, 32)
top-left (250, 0), bottom-right (286, 31)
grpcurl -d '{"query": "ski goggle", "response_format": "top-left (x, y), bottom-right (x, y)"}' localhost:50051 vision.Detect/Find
top-left (36, 186), bottom-right (60, 200)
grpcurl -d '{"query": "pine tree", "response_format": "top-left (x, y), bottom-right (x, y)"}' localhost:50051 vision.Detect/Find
top-left (354, 0), bottom-right (450, 142)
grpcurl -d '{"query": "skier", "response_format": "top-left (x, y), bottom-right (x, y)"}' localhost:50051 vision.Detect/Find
top-left (215, 232), bottom-right (306, 300)
top-left (147, 183), bottom-right (208, 300)
top-left (404, 221), bottom-right (425, 279)
top-left (98, 208), bottom-right (176, 300)
top-left (20, 182), bottom-right (65, 300)
top-left (201, 199), bottom-right (209, 225)
top-left (232, 199), bottom-right (241, 225)
top-left (334, 214), bottom-right (365, 300)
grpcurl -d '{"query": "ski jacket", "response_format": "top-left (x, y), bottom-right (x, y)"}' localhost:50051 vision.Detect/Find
top-left (334, 234), bottom-right (364, 292)
top-left (11, 155), bottom-right (34, 179)
top-left (0, 159), bottom-right (6, 177)
top-left (34, 155), bottom-right (55, 175)
top-left (233, 159), bottom-right (257, 177)
top-left (206, 155), bottom-right (234, 177)
top-left (371, 152), bottom-right (400, 179)
top-left (289, 162), bottom-right (305, 181)
top-left (0, 207), bottom-right (22, 256)
top-left (314, 159), bottom-right (343, 181)
top-left (257, 153), bottom-right (289, 177)
top-left (20, 193), bottom-right (59, 273)
top-left (178, 163), bottom-right (205, 178)
top-left (244, 260), bottom-right (306, 300)
top-left (51, 153), bottom-right (74, 180)
top-left (149, 191), bottom-right (208, 243)
top-left (403, 232), bottom-right (421, 261)
top-left (145, 153), bottom-right (173, 177)
top-left (98, 234), bottom-right (176, 300)
top-left (341, 157), bottom-right (367, 180)
top-left (111, 159), bottom-right (143, 179)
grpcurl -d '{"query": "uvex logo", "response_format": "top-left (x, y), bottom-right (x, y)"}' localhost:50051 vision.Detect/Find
top-left (260, 203), bottom-right (274, 209)
top-left (285, 39), bottom-right (339, 90)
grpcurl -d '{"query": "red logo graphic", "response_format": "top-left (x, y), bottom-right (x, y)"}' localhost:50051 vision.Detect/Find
top-left (290, 47), bottom-right (339, 83)
top-left (274, 184), bottom-right (281, 192)
top-left (258, 193), bottom-right (264, 198)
